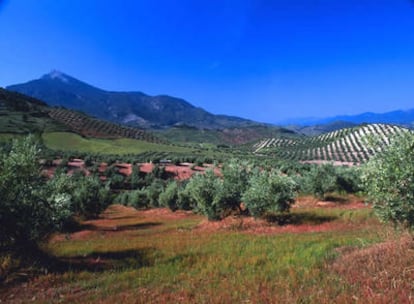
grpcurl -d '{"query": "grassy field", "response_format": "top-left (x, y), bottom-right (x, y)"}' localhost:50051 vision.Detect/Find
top-left (42, 132), bottom-right (195, 155)
top-left (3, 199), bottom-right (412, 303)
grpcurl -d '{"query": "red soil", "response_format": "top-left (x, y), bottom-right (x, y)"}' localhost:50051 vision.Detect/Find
top-left (43, 158), bottom-right (219, 181)
top-left (195, 216), bottom-right (352, 235)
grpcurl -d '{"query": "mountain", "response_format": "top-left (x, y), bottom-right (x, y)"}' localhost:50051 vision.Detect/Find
top-left (7, 71), bottom-right (260, 130)
top-left (279, 110), bottom-right (414, 128)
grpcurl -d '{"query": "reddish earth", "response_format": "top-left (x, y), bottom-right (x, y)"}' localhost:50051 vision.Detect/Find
top-left (195, 215), bottom-right (352, 235)
top-left (42, 159), bottom-right (219, 181)
top-left (50, 205), bottom-right (195, 243)
top-left (49, 198), bottom-right (370, 244)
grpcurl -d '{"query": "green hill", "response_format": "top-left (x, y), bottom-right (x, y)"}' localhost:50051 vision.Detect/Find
top-left (0, 88), bottom-right (163, 143)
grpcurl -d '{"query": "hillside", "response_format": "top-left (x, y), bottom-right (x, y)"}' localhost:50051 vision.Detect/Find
top-left (0, 88), bottom-right (163, 143)
top-left (0, 88), bottom-right (69, 133)
top-left (7, 71), bottom-right (260, 130)
top-left (254, 123), bottom-right (410, 163)
top-left (286, 120), bottom-right (358, 136)
top-left (155, 124), bottom-right (298, 146)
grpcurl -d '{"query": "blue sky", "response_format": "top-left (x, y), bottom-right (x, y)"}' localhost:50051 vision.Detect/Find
top-left (1, 0), bottom-right (414, 123)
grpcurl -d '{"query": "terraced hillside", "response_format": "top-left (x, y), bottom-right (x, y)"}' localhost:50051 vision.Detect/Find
top-left (0, 88), bottom-right (164, 144)
top-left (254, 124), bottom-right (410, 163)
top-left (47, 108), bottom-right (164, 143)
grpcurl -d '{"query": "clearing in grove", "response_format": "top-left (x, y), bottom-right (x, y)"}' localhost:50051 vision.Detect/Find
top-left (1, 196), bottom-right (413, 303)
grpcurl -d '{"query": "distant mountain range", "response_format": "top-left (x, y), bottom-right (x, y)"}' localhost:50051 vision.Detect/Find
top-left (280, 110), bottom-right (414, 128)
top-left (7, 71), bottom-right (260, 130)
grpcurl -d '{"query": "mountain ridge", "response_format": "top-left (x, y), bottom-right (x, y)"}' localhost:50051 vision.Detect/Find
top-left (7, 71), bottom-right (261, 130)
top-left (279, 109), bottom-right (414, 128)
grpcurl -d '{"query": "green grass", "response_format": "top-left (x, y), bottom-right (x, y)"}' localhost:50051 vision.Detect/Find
top-left (0, 111), bottom-right (69, 134)
top-left (2, 204), bottom-right (392, 303)
top-left (0, 133), bottom-right (25, 142)
top-left (42, 132), bottom-right (195, 155)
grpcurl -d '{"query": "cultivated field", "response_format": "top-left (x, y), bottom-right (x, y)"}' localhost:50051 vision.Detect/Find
top-left (254, 124), bottom-right (409, 163)
top-left (42, 132), bottom-right (193, 155)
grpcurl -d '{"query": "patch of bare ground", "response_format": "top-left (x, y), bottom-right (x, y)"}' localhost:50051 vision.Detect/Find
top-left (331, 235), bottom-right (414, 303)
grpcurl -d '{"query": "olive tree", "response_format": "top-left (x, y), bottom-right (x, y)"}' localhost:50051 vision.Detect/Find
top-left (0, 136), bottom-right (72, 248)
top-left (221, 159), bottom-right (252, 212)
top-left (242, 170), bottom-right (298, 218)
top-left (362, 132), bottom-right (414, 228)
top-left (184, 169), bottom-right (224, 220)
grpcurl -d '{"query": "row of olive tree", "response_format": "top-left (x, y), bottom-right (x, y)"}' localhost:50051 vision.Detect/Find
top-left (298, 164), bottom-right (362, 199)
top-left (118, 159), bottom-right (299, 220)
top-left (0, 136), bottom-right (112, 250)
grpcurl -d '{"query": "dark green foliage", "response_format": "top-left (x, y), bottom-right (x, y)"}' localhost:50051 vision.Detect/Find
top-left (0, 136), bottom-right (72, 248)
top-left (242, 170), bottom-right (298, 218)
top-left (184, 170), bottom-right (224, 220)
top-left (220, 159), bottom-right (252, 212)
top-left (159, 181), bottom-right (180, 211)
top-left (362, 132), bottom-right (414, 228)
top-left (303, 165), bottom-right (338, 199)
top-left (300, 164), bottom-right (362, 199)
top-left (71, 176), bottom-right (112, 219)
top-left (146, 179), bottom-right (165, 207)
top-left (176, 182), bottom-right (194, 210)
top-left (130, 164), bottom-right (144, 189)
top-left (335, 166), bottom-right (362, 194)
top-left (117, 189), bottom-right (150, 209)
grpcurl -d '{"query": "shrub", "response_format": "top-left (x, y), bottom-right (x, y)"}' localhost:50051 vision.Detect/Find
top-left (159, 181), bottom-right (179, 211)
top-left (127, 189), bottom-right (151, 209)
top-left (302, 164), bottom-right (337, 199)
top-left (176, 181), bottom-right (195, 211)
top-left (0, 136), bottom-right (72, 249)
top-left (335, 166), bottom-right (362, 194)
top-left (146, 179), bottom-right (165, 207)
top-left (221, 159), bottom-right (252, 212)
top-left (242, 170), bottom-right (298, 218)
top-left (71, 175), bottom-right (112, 219)
top-left (184, 170), bottom-right (224, 220)
top-left (362, 132), bottom-right (414, 228)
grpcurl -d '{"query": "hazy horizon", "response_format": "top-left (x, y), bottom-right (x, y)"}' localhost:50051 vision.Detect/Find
top-left (1, 0), bottom-right (414, 123)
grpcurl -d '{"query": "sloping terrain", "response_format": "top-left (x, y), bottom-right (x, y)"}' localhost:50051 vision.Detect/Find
top-left (7, 71), bottom-right (260, 130)
top-left (286, 120), bottom-right (358, 136)
top-left (0, 88), bottom-right (163, 143)
top-left (254, 123), bottom-right (409, 163)
top-left (0, 88), bottom-right (69, 133)
top-left (47, 108), bottom-right (163, 143)
top-left (155, 124), bottom-right (298, 146)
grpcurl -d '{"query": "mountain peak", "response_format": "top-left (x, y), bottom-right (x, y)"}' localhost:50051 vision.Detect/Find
top-left (42, 70), bottom-right (71, 83)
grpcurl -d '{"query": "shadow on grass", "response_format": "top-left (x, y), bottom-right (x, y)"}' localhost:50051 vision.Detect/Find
top-left (82, 222), bottom-right (161, 232)
top-left (265, 212), bottom-right (337, 226)
top-left (59, 247), bottom-right (159, 272)
top-left (1, 245), bottom-right (159, 288)
top-left (62, 220), bottom-right (161, 233)
top-left (323, 194), bottom-right (349, 204)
